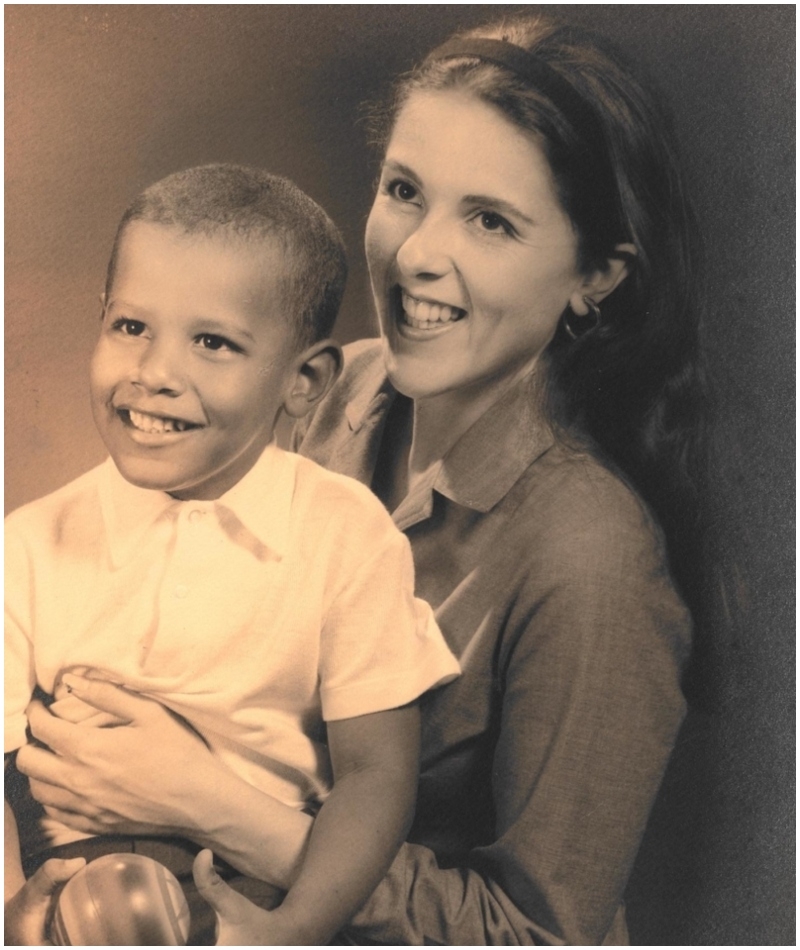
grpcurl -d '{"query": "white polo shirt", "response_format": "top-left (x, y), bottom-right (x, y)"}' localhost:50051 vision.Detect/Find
top-left (5, 444), bottom-right (459, 844)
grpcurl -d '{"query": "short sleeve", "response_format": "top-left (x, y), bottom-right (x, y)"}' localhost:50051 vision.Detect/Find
top-left (317, 501), bottom-right (459, 723)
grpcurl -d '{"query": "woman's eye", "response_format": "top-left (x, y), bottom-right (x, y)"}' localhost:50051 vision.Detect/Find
top-left (111, 318), bottom-right (146, 336)
top-left (476, 211), bottom-right (513, 235)
top-left (387, 179), bottom-right (419, 203)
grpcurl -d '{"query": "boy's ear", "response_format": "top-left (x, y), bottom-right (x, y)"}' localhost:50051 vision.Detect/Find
top-left (283, 340), bottom-right (343, 419)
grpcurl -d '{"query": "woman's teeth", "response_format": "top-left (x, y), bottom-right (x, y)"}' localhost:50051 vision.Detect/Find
top-left (401, 292), bottom-right (464, 330)
top-left (127, 409), bottom-right (193, 434)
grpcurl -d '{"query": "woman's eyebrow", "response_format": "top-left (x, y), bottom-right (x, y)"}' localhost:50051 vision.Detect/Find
top-left (381, 160), bottom-right (423, 186)
top-left (463, 194), bottom-right (537, 227)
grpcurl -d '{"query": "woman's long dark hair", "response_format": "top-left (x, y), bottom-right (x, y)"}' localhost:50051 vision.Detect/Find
top-left (371, 14), bottom-right (727, 705)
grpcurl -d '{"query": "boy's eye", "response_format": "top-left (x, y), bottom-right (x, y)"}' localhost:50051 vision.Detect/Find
top-left (197, 333), bottom-right (238, 353)
top-left (387, 179), bottom-right (419, 203)
top-left (111, 318), bottom-right (146, 336)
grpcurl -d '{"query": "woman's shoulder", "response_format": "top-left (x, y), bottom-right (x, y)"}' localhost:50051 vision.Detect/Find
top-left (519, 441), bottom-right (667, 566)
top-left (507, 443), bottom-right (691, 657)
top-left (292, 338), bottom-right (388, 471)
top-left (329, 338), bottom-right (385, 402)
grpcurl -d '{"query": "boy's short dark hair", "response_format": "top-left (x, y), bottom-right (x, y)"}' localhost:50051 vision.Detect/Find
top-left (105, 164), bottom-right (347, 347)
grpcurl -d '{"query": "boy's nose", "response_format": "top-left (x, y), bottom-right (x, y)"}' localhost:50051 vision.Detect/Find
top-left (396, 215), bottom-right (453, 281)
top-left (134, 341), bottom-right (184, 395)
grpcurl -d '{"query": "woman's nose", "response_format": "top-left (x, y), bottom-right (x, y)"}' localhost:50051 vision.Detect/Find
top-left (135, 340), bottom-right (184, 395)
top-left (395, 215), bottom-right (452, 280)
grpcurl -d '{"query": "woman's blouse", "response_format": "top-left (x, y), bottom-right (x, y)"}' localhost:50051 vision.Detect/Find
top-left (294, 340), bottom-right (691, 946)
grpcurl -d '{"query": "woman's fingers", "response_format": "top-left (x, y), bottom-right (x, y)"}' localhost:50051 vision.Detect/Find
top-left (16, 741), bottom-right (75, 787)
top-left (41, 806), bottom-right (106, 835)
top-left (27, 776), bottom-right (100, 817)
top-left (48, 694), bottom-right (122, 727)
top-left (58, 674), bottom-right (150, 724)
top-left (25, 701), bottom-right (84, 755)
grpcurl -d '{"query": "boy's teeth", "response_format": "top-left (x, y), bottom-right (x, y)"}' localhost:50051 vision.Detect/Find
top-left (128, 409), bottom-right (189, 434)
top-left (401, 292), bottom-right (464, 330)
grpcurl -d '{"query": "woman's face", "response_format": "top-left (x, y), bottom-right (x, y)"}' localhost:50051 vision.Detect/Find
top-left (365, 88), bottom-right (588, 403)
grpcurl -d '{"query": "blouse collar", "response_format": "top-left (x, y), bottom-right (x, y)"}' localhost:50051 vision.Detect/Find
top-left (343, 349), bottom-right (555, 528)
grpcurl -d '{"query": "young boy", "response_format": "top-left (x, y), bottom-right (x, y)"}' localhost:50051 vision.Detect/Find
top-left (5, 164), bottom-right (459, 945)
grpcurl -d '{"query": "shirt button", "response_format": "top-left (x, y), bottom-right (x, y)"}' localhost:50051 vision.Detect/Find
top-left (188, 509), bottom-right (204, 524)
top-left (174, 584), bottom-right (189, 599)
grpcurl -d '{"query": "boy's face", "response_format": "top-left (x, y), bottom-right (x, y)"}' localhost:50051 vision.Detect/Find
top-left (91, 221), bottom-right (300, 500)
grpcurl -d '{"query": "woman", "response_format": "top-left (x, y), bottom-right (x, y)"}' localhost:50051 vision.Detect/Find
top-left (17, 14), bottom-right (708, 945)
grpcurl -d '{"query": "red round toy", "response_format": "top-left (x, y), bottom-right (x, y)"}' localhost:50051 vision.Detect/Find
top-left (50, 852), bottom-right (191, 946)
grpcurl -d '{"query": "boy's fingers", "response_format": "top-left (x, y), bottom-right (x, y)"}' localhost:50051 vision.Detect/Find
top-left (192, 849), bottom-right (222, 893)
top-left (192, 851), bottom-right (242, 917)
top-left (27, 858), bottom-right (86, 898)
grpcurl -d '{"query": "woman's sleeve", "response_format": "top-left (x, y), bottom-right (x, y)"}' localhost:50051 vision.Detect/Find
top-left (342, 505), bottom-right (691, 945)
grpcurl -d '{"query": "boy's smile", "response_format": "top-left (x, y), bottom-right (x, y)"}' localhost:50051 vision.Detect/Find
top-left (91, 221), bottom-right (300, 500)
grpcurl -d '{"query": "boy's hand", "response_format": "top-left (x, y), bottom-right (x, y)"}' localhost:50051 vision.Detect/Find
top-left (4, 857), bottom-right (86, 946)
top-left (194, 849), bottom-right (298, 946)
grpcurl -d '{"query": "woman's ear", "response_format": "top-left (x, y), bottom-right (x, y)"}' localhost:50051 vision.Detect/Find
top-left (282, 340), bottom-right (343, 419)
top-left (570, 242), bottom-right (637, 315)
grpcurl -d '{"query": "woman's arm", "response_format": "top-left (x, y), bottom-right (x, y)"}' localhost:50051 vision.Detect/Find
top-left (17, 679), bottom-right (313, 888)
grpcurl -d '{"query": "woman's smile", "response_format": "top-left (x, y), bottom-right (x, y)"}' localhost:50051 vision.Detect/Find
top-left (392, 287), bottom-right (467, 339)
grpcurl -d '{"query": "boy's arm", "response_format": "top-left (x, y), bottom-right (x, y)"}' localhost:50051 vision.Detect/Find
top-left (195, 702), bottom-right (420, 946)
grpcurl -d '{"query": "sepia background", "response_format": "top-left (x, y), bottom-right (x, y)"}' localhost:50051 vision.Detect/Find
top-left (5, 5), bottom-right (794, 944)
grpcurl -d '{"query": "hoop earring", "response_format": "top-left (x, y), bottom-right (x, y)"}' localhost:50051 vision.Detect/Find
top-left (563, 296), bottom-right (601, 341)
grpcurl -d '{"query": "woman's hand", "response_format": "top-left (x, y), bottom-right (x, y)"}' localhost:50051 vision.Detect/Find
top-left (4, 857), bottom-right (86, 946)
top-left (17, 674), bottom-right (314, 888)
top-left (193, 850), bottom-right (298, 946)
top-left (17, 675), bottom-right (223, 839)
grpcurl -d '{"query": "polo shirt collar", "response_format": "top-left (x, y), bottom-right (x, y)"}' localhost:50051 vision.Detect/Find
top-left (98, 443), bottom-right (294, 567)
top-left (98, 460), bottom-right (178, 568)
top-left (216, 443), bottom-right (293, 558)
